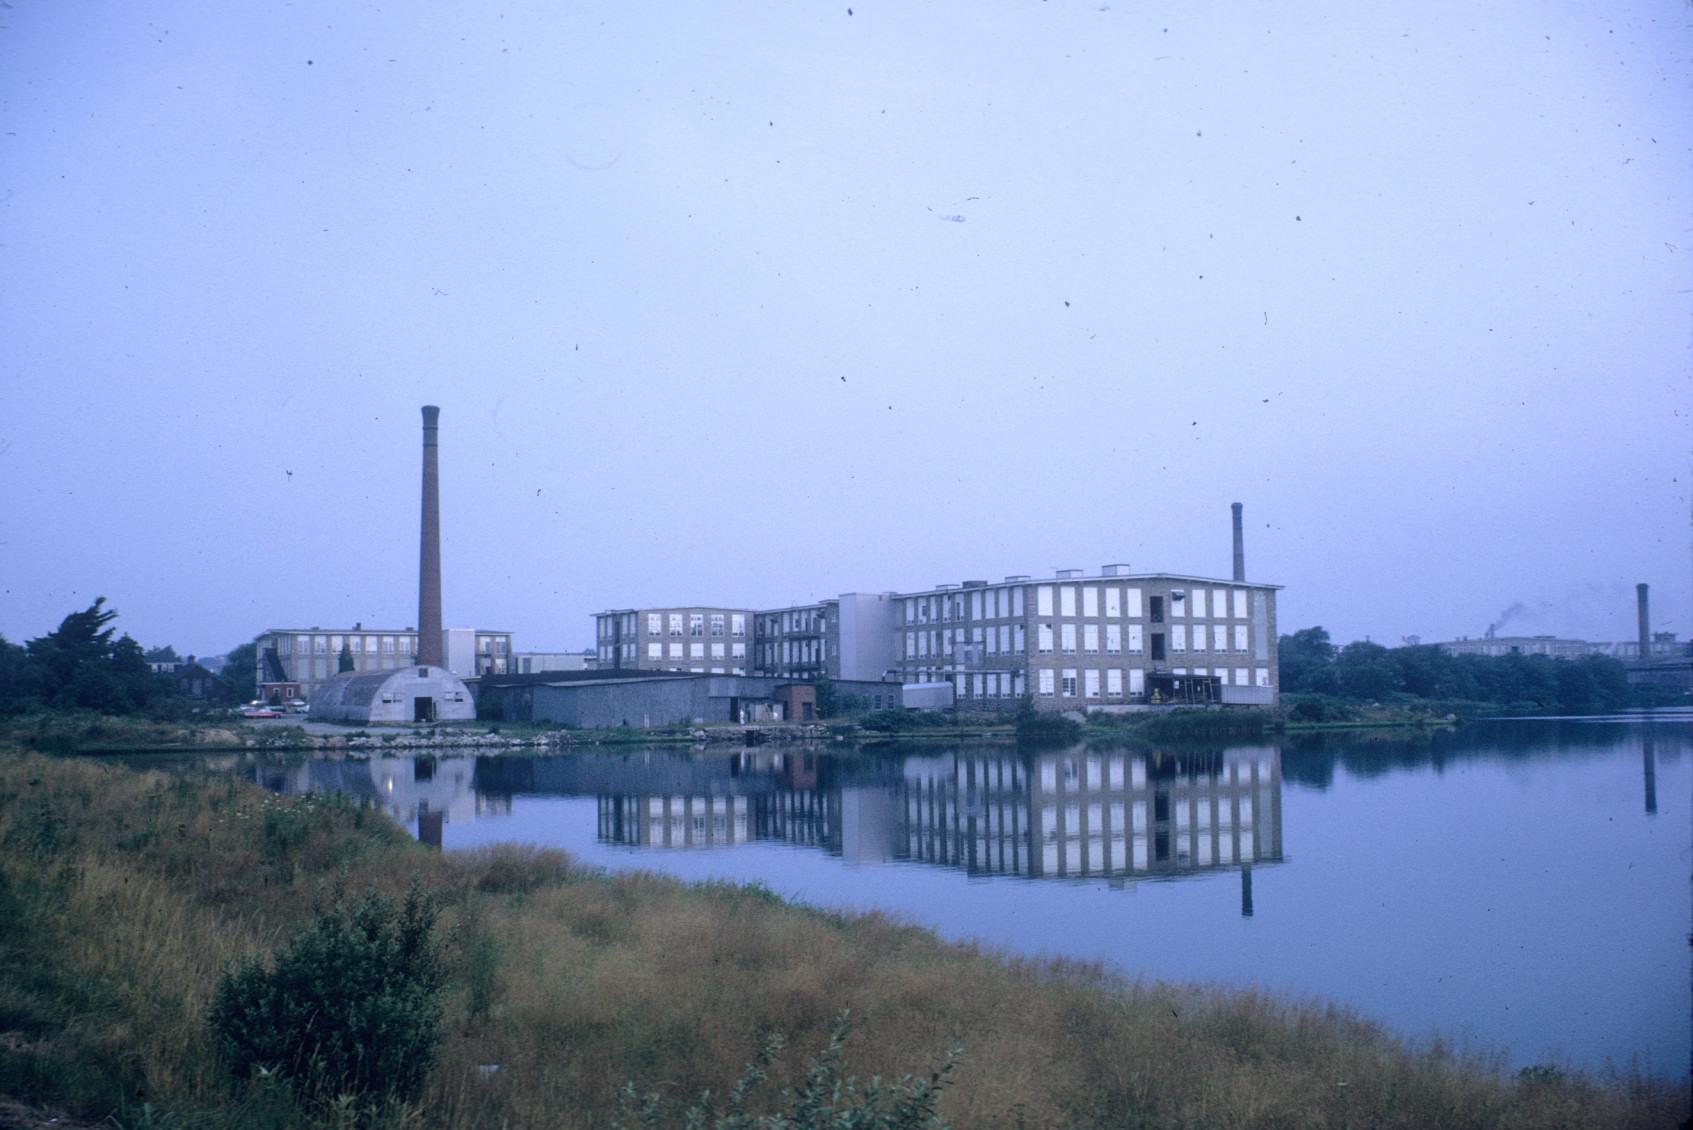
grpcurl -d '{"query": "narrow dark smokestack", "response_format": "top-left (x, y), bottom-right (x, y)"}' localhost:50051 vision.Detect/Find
top-left (1231, 502), bottom-right (1246, 582)
top-left (1636, 582), bottom-right (1650, 660)
top-left (417, 406), bottom-right (444, 668)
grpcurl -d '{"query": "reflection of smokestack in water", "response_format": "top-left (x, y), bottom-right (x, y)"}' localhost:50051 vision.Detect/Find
top-left (1231, 502), bottom-right (1245, 582)
top-left (1636, 582), bottom-right (1649, 660)
top-left (418, 406), bottom-right (444, 668)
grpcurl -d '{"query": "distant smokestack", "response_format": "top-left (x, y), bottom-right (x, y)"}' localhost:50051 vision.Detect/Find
top-left (417, 406), bottom-right (444, 668)
top-left (1636, 582), bottom-right (1649, 660)
top-left (1231, 502), bottom-right (1245, 582)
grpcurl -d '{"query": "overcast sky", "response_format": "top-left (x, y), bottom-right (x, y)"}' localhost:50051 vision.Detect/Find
top-left (2, 1), bottom-right (1689, 657)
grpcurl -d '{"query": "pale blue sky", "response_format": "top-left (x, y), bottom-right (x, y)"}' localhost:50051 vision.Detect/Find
top-left (2, 1), bottom-right (1688, 656)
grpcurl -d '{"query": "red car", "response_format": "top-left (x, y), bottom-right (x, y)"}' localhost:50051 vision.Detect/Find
top-left (241, 706), bottom-right (282, 719)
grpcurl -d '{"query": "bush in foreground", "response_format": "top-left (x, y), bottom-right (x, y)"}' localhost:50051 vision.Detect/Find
top-left (209, 883), bottom-right (444, 1114)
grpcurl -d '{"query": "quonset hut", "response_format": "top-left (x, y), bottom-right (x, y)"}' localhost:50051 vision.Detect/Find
top-left (309, 665), bottom-right (474, 725)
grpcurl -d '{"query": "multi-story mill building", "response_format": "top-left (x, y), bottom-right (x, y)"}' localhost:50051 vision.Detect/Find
top-left (894, 568), bottom-right (1279, 709)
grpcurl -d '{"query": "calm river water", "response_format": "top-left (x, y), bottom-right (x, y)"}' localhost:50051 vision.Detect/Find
top-left (248, 711), bottom-right (1690, 1078)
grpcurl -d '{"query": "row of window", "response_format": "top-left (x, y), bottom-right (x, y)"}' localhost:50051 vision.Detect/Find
top-left (644, 641), bottom-right (747, 661)
top-left (905, 585), bottom-right (1254, 625)
top-left (759, 609), bottom-right (827, 636)
top-left (597, 613), bottom-right (750, 639)
top-left (284, 634), bottom-right (412, 656)
top-left (903, 623), bottom-right (1252, 659)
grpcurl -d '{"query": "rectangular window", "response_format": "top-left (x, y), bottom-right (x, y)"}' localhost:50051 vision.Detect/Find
top-left (315, 636), bottom-right (328, 654)
top-left (711, 642), bottom-right (725, 658)
top-left (731, 614), bottom-right (745, 637)
top-left (1127, 588), bottom-right (1143, 618)
top-left (1235, 667), bottom-right (1250, 686)
top-left (1012, 588), bottom-right (1025, 617)
top-left (1039, 669), bottom-right (1056, 696)
top-left (999, 625), bottom-right (1010, 653)
top-left (668, 642), bottom-right (682, 659)
top-left (1256, 668), bottom-right (1271, 687)
top-left (1038, 624), bottom-right (1054, 653)
top-left (1128, 625), bottom-right (1143, 654)
top-left (1061, 670), bottom-right (1078, 697)
top-left (1106, 669), bottom-right (1123, 697)
top-left (1014, 624), bottom-right (1026, 652)
top-left (710, 614), bottom-right (725, 636)
top-left (1106, 624), bottom-right (1121, 653)
top-left (1149, 596), bottom-right (1164, 624)
top-left (647, 613), bottom-right (662, 635)
top-left (1060, 624), bottom-right (1076, 653)
top-left (1037, 586), bottom-right (1054, 616)
top-left (669, 614), bottom-right (684, 637)
top-left (1213, 589), bottom-right (1229, 617)
top-left (1172, 625), bottom-right (1187, 652)
top-left (971, 591), bottom-right (983, 620)
top-left (1129, 668), bottom-right (1145, 695)
top-left (1170, 589), bottom-right (1186, 616)
top-left (689, 614), bottom-right (704, 636)
top-left (1190, 589), bottom-right (1207, 618)
top-left (732, 642), bottom-right (746, 659)
top-left (647, 642), bottom-right (662, 659)
top-left (383, 637), bottom-right (395, 654)
top-left (1214, 625), bottom-right (1228, 652)
top-left (1234, 625), bottom-right (1249, 652)
top-left (1060, 586), bottom-right (1076, 617)
top-left (1233, 590), bottom-right (1248, 619)
top-left (1191, 622), bottom-right (1207, 652)
top-left (349, 636), bottom-right (362, 654)
top-left (1084, 669), bottom-right (1100, 698)
top-left (1082, 586), bottom-right (1098, 617)
top-left (1151, 634), bottom-right (1166, 661)
top-left (1104, 587), bottom-right (1120, 618)
top-left (905, 600), bottom-right (916, 624)
top-left (1083, 624), bottom-right (1099, 653)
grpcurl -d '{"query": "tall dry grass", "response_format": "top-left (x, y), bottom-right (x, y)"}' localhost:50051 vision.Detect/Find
top-left (0, 750), bottom-right (1683, 1129)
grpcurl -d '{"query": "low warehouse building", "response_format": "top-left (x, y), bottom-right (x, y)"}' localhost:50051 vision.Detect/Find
top-left (476, 672), bottom-right (901, 728)
top-left (310, 665), bottom-right (476, 725)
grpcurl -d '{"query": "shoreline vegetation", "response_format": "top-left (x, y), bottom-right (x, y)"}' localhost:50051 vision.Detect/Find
top-left (0, 698), bottom-right (1581, 761)
top-left (1, 745), bottom-right (1685, 1129)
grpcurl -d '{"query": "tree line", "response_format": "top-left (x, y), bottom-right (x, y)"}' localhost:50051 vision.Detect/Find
top-left (0, 598), bottom-right (253, 716)
top-left (1278, 626), bottom-right (1637, 712)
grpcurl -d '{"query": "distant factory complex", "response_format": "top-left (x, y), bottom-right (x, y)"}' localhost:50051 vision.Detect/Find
top-left (249, 406), bottom-right (1684, 725)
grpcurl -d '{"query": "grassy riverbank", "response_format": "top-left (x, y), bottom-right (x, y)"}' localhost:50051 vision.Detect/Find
top-left (0, 750), bottom-right (1681, 1129)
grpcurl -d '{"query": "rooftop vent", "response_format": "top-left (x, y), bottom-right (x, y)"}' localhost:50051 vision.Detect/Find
top-left (1056, 568), bottom-right (1083, 579)
top-left (1101, 563), bottom-right (1133, 576)
top-left (961, 579), bottom-right (989, 588)
top-left (1004, 574), bottom-right (1030, 583)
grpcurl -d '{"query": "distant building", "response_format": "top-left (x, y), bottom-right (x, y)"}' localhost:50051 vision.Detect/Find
top-left (512, 649), bottom-right (598, 674)
top-left (593, 607), bottom-right (753, 674)
top-left (754, 593), bottom-right (902, 683)
top-left (255, 625), bottom-right (512, 703)
top-left (893, 570), bottom-right (1280, 710)
top-left (1439, 634), bottom-right (1596, 660)
top-left (589, 570), bottom-right (1279, 712)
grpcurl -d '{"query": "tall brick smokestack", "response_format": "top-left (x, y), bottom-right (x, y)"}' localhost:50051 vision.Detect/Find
top-left (417, 406), bottom-right (444, 668)
top-left (1636, 582), bottom-right (1650, 660)
top-left (1231, 502), bottom-right (1246, 582)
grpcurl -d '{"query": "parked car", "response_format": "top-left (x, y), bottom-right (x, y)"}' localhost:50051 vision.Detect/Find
top-left (241, 706), bottom-right (281, 719)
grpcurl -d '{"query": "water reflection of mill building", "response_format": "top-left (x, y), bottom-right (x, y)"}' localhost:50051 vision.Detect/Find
top-left (485, 747), bottom-right (1283, 885)
top-left (901, 748), bottom-right (1282, 880)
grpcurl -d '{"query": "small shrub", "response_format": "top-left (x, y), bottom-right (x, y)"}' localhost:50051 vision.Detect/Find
top-left (617, 1010), bottom-right (959, 1129)
top-left (208, 883), bottom-right (444, 1112)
